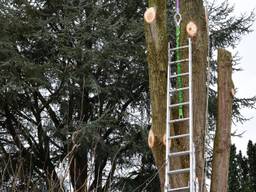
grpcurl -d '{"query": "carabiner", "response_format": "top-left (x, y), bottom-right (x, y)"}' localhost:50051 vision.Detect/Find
top-left (174, 13), bottom-right (182, 26)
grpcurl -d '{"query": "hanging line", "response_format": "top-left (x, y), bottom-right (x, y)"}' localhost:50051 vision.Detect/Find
top-left (174, 0), bottom-right (183, 119)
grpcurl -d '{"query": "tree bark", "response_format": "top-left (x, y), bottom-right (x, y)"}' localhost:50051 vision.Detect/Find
top-left (179, 1), bottom-right (209, 190)
top-left (144, 1), bottom-right (168, 191)
top-left (70, 146), bottom-right (88, 192)
top-left (144, 0), bottom-right (209, 191)
top-left (210, 49), bottom-right (233, 192)
top-left (145, 0), bottom-right (208, 191)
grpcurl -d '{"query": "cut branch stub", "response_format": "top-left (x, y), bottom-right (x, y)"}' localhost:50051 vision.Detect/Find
top-left (144, 7), bottom-right (160, 50)
top-left (162, 133), bottom-right (166, 146)
top-left (148, 129), bottom-right (155, 148)
top-left (231, 80), bottom-right (235, 97)
top-left (231, 88), bottom-right (235, 97)
top-left (144, 7), bottom-right (156, 24)
top-left (162, 133), bottom-right (171, 148)
top-left (186, 21), bottom-right (198, 37)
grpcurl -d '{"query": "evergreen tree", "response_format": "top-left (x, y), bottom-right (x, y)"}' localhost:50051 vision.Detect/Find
top-left (228, 145), bottom-right (241, 192)
top-left (247, 140), bottom-right (256, 192)
top-left (0, 0), bottom-right (156, 191)
top-left (0, 0), bottom-right (255, 191)
top-left (237, 150), bottom-right (252, 192)
top-left (228, 141), bottom-right (256, 192)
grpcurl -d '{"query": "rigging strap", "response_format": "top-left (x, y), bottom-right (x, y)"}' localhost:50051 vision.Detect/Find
top-left (175, 0), bottom-right (184, 118)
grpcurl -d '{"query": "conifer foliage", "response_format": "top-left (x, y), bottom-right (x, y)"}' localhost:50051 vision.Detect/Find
top-left (0, 0), bottom-right (156, 191)
top-left (0, 0), bottom-right (255, 191)
top-left (228, 141), bottom-right (256, 192)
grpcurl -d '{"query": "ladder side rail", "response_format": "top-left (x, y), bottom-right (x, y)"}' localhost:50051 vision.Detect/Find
top-left (166, 41), bottom-right (194, 192)
top-left (165, 42), bottom-right (172, 191)
top-left (188, 38), bottom-right (194, 192)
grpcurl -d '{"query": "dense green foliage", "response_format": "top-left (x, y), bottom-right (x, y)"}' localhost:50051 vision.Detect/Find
top-left (228, 141), bottom-right (256, 192)
top-left (0, 0), bottom-right (254, 191)
top-left (0, 0), bottom-right (157, 191)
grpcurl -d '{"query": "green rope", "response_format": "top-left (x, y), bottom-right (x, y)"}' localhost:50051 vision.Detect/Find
top-left (176, 26), bottom-right (184, 119)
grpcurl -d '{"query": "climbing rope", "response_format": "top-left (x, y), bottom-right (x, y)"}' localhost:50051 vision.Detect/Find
top-left (174, 0), bottom-right (183, 119)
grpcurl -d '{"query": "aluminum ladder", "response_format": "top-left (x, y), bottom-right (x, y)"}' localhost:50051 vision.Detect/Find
top-left (165, 38), bottom-right (196, 192)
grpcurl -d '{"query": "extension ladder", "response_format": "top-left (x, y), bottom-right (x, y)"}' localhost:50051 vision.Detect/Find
top-left (165, 38), bottom-right (196, 192)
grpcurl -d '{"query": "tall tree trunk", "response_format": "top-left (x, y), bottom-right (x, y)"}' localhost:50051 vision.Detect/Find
top-left (144, 0), bottom-right (209, 191)
top-left (210, 49), bottom-right (233, 192)
top-left (144, 1), bottom-right (168, 191)
top-left (179, 1), bottom-right (209, 191)
top-left (70, 146), bottom-right (88, 192)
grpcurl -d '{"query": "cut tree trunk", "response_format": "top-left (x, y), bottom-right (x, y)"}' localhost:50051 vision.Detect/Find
top-left (179, 1), bottom-right (209, 191)
top-left (144, 0), bottom-right (209, 191)
top-left (210, 49), bottom-right (233, 192)
top-left (144, 1), bottom-right (168, 191)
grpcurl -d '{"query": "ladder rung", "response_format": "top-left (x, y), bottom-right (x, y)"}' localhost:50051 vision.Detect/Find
top-left (169, 133), bottom-right (190, 139)
top-left (168, 186), bottom-right (190, 191)
top-left (170, 72), bottom-right (189, 78)
top-left (169, 150), bottom-right (190, 157)
top-left (169, 102), bottom-right (189, 108)
top-left (169, 59), bottom-right (189, 64)
top-left (169, 45), bottom-right (189, 51)
top-left (169, 117), bottom-right (190, 123)
top-left (169, 87), bottom-right (189, 93)
top-left (168, 168), bottom-right (190, 175)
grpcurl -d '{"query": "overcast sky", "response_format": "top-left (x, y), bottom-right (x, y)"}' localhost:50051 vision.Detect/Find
top-left (223, 0), bottom-right (256, 153)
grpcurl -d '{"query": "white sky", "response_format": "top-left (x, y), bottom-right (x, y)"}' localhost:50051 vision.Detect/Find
top-left (224, 0), bottom-right (256, 153)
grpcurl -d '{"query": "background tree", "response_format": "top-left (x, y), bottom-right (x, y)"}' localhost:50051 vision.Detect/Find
top-left (247, 140), bottom-right (256, 192)
top-left (0, 0), bottom-right (158, 191)
top-left (0, 0), bottom-right (255, 191)
top-left (228, 145), bottom-right (241, 192)
top-left (228, 141), bottom-right (256, 192)
top-left (237, 150), bottom-right (251, 192)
